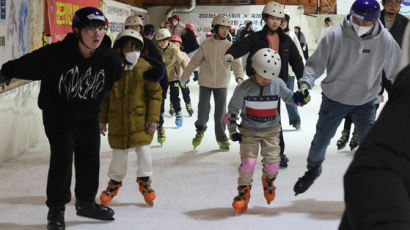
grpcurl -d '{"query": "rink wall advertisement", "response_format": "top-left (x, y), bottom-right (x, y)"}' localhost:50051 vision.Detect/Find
top-left (0, 0), bottom-right (29, 62)
top-left (101, 0), bottom-right (147, 40)
top-left (45, 0), bottom-right (98, 42)
top-left (178, 5), bottom-right (301, 42)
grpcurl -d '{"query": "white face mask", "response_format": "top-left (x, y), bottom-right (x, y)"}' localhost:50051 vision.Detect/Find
top-left (173, 21), bottom-right (178, 26)
top-left (352, 23), bottom-right (373, 37)
top-left (125, 51), bottom-right (140, 67)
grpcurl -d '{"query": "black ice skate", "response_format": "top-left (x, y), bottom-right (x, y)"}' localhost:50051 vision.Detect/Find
top-left (75, 201), bottom-right (115, 221)
top-left (294, 165), bottom-right (322, 196)
top-left (169, 104), bottom-right (175, 116)
top-left (47, 206), bottom-right (65, 230)
top-left (186, 103), bottom-right (194, 116)
top-left (336, 129), bottom-right (350, 150)
top-left (280, 153), bottom-right (289, 168)
top-left (349, 129), bottom-right (358, 151)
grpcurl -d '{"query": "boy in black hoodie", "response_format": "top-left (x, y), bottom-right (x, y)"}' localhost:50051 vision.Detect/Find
top-left (0, 7), bottom-right (123, 230)
top-left (225, 1), bottom-right (304, 168)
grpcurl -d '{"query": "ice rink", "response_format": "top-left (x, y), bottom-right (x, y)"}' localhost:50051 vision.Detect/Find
top-left (0, 74), bottom-right (378, 230)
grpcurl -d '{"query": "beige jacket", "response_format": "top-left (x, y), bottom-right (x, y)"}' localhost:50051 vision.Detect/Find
top-left (181, 36), bottom-right (244, 88)
top-left (158, 42), bottom-right (188, 82)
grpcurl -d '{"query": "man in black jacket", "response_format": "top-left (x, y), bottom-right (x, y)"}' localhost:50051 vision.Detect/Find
top-left (380, 0), bottom-right (409, 94)
top-left (0, 7), bottom-right (122, 230)
top-left (339, 63), bottom-right (410, 230)
top-left (225, 1), bottom-right (304, 169)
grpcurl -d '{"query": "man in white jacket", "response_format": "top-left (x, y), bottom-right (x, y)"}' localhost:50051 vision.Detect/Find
top-left (181, 14), bottom-right (244, 151)
top-left (293, 0), bottom-right (401, 195)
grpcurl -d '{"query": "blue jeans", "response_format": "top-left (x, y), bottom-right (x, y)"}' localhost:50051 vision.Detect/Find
top-left (285, 76), bottom-right (300, 125)
top-left (307, 95), bottom-right (376, 167)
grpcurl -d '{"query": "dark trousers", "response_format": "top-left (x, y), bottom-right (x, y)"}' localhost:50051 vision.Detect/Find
top-left (169, 80), bottom-right (182, 112)
top-left (180, 81), bottom-right (191, 104)
top-left (43, 112), bottom-right (100, 208)
top-left (278, 99), bottom-right (285, 155)
top-left (159, 77), bottom-right (169, 127)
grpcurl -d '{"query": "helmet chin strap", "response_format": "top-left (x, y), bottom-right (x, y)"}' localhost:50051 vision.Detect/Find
top-left (77, 31), bottom-right (96, 54)
top-left (215, 30), bottom-right (227, 40)
top-left (386, 11), bottom-right (398, 16)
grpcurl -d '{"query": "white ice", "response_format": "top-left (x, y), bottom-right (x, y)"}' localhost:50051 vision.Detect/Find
top-left (0, 74), bottom-right (382, 230)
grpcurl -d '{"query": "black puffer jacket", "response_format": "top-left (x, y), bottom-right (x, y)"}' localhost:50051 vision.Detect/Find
top-left (181, 29), bottom-right (199, 54)
top-left (380, 11), bottom-right (409, 47)
top-left (226, 26), bottom-right (304, 82)
top-left (340, 64), bottom-right (410, 230)
top-left (1, 33), bottom-right (123, 120)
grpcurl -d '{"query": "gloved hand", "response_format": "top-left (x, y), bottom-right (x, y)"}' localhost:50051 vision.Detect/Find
top-left (0, 69), bottom-right (11, 86)
top-left (236, 78), bottom-right (243, 84)
top-left (193, 71), bottom-right (199, 81)
top-left (293, 88), bottom-right (311, 106)
top-left (230, 131), bottom-right (242, 142)
top-left (224, 54), bottom-right (234, 62)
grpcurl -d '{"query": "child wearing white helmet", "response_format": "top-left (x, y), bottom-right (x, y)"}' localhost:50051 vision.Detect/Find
top-left (226, 1), bottom-right (305, 169)
top-left (180, 14), bottom-right (244, 151)
top-left (226, 48), bottom-right (310, 215)
top-left (156, 28), bottom-right (188, 132)
top-left (98, 29), bottom-right (164, 207)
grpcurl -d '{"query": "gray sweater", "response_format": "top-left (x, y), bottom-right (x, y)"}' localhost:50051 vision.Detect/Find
top-left (228, 78), bottom-right (294, 132)
top-left (299, 15), bottom-right (401, 106)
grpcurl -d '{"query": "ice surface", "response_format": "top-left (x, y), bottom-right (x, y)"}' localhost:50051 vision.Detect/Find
top-left (0, 74), bottom-right (382, 230)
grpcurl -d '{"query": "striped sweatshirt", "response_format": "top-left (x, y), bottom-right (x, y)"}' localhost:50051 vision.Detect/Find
top-left (228, 78), bottom-right (294, 132)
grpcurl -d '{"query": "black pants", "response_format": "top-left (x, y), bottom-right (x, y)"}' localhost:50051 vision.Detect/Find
top-left (43, 112), bottom-right (100, 208)
top-left (159, 77), bottom-right (169, 127)
top-left (169, 80), bottom-right (182, 112)
top-left (278, 99), bottom-right (285, 155)
top-left (180, 81), bottom-right (191, 104)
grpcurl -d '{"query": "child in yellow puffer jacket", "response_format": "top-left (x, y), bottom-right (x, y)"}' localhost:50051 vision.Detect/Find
top-left (98, 29), bottom-right (164, 207)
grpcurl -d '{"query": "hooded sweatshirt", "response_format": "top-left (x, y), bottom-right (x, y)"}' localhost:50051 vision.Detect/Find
top-left (1, 33), bottom-right (123, 120)
top-left (299, 15), bottom-right (401, 106)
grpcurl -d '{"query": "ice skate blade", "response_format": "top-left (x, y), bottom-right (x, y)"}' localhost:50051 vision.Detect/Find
top-left (76, 213), bottom-right (115, 221)
top-left (233, 208), bottom-right (247, 215)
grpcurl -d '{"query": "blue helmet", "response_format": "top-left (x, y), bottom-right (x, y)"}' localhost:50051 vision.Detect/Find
top-left (350, 0), bottom-right (381, 21)
top-left (143, 24), bottom-right (156, 36)
top-left (72, 7), bottom-right (106, 29)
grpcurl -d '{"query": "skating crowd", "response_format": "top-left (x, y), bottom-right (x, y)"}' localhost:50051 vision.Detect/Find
top-left (0, 0), bottom-right (409, 229)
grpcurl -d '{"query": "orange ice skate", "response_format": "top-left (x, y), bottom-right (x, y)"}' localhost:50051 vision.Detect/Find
top-left (99, 180), bottom-right (122, 205)
top-left (232, 185), bottom-right (251, 215)
top-left (137, 177), bottom-right (156, 206)
top-left (262, 175), bottom-right (276, 204)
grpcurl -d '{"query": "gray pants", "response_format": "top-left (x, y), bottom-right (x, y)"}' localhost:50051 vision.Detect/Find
top-left (195, 86), bottom-right (228, 142)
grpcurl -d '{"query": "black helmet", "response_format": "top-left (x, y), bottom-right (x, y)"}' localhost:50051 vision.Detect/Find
top-left (72, 7), bottom-right (105, 29)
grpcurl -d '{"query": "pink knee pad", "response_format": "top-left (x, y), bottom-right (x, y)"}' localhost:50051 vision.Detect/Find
top-left (240, 158), bottom-right (257, 174)
top-left (264, 162), bottom-right (279, 174)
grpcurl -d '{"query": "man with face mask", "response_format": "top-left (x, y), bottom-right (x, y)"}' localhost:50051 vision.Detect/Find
top-left (293, 0), bottom-right (401, 196)
top-left (339, 23), bottom-right (410, 230)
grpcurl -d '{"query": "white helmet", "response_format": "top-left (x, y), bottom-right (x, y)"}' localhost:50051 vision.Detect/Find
top-left (251, 48), bottom-right (281, 79)
top-left (156, 28), bottom-right (171, 41)
top-left (115, 29), bottom-right (144, 45)
top-left (212, 14), bottom-right (232, 27)
top-left (124, 15), bottom-right (143, 27)
top-left (262, 2), bottom-right (285, 18)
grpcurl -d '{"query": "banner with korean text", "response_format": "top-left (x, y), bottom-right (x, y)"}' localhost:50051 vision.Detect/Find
top-left (45, 0), bottom-right (98, 42)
